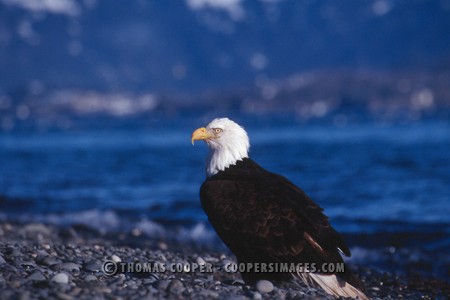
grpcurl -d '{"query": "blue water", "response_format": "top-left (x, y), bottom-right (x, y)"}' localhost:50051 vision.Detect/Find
top-left (1, 116), bottom-right (449, 278)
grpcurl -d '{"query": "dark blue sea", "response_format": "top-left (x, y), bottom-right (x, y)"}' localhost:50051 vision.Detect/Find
top-left (1, 114), bottom-right (449, 280)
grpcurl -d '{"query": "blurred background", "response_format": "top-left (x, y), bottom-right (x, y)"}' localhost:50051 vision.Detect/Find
top-left (0, 0), bottom-right (449, 280)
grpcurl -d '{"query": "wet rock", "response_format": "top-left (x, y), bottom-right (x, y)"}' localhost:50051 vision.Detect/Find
top-left (13, 258), bottom-right (35, 268)
top-left (61, 262), bottom-right (80, 272)
top-left (19, 291), bottom-right (30, 300)
top-left (0, 290), bottom-right (15, 300)
top-left (84, 275), bottom-right (98, 282)
top-left (2, 264), bottom-right (17, 272)
top-left (55, 292), bottom-right (74, 300)
top-left (51, 273), bottom-right (69, 284)
top-left (156, 279), bottom-right (171, 290)
top-left (27, 271), bottom-right (46, 281)
top-left (83, 260), bottom-right (102, 272)
top-left (111, 273), bottom-right (126, 285)
top-left (223, 279), bottom-right (245, 286)
top-left (38, 257), bottom-right (61, 266)
top-left (158, 242), bottom-right (168, 250)
top-left (256, 280), bottom-right (274, 294)
top-left (167, 279), bottom-right (185, 295)
top-left (196, 256), bottom-right (206, 265)
top-left (111, 255), bottom-right (121, 263)
top-left (35, 249), bottom-right (49, 257)
top-left (10, 249), bottom-right (23, 257)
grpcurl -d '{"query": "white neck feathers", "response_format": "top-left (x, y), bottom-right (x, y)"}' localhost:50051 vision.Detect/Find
top-left (207, 139), bottom-right (249, 177)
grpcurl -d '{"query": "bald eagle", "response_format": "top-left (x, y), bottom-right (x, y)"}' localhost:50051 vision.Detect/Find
top-left (192, 118), bottom-right (369, 299)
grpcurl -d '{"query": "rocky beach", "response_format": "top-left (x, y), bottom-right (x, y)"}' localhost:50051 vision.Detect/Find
top-left (0, 222), bottom-right (448, 300)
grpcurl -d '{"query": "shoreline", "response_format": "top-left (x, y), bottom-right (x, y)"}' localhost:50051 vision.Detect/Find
top-left (0, 222), bottom-right (448, 299)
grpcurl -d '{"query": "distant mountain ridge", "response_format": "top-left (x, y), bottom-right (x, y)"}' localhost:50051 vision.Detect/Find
top-left (1, 0), bottom-right (450, 93)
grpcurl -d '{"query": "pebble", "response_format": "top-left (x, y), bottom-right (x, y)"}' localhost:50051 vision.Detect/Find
top-left (112, 273), bottom-right (126, 285)
top-left (84, 260), bottom-right (102, 272)
top-left (38, 257), bottom-right (60, 266)
top-left (221, 258), bottom-right (233, 265)
top-left (196, 256), bottom-right (206, 265)
top-left (10, 249), bottom-right (23, 257)
top-left (158, 242), bottom-right (168, 250)
top-left (19, 291), bottom-right (30, 300)
top-left (51, 273), bottom-right (69, 284)
top-left (1, 290), bottom-right (15, 300)
top-left (156, 279), bottom-right (171, 290)
top-left (55, 292), bottom-right (74, 300)
top-left (84, 275), bottom-right (98, 282)
top-left (224, 279), bottom-right (245, 286)
top-left (167, 279), bottom-right (185, 295)
top-left (0, 253), bottom-right (6, 264)
top-left (61, 262), bottom-right (81, 272)
top-left (13, 258), bottom-right (35, 268)
top-left (35, 249), bottom-right (49, 257)
top-left (2, 264), bottom-right (17, 272)
top-left (111, 255), bottom-right (121, 263)
top-left (256, 280), bottom-right (274, 294)
top-left (27, 271), bottom-right (46, 281)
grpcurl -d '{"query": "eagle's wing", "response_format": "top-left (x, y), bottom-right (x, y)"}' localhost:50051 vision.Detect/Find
top-left (200, 167), bottom-right (350, 266)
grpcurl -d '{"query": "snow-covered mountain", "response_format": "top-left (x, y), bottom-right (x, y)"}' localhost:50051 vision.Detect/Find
top-left (1, 0), bottom-right (449, 93)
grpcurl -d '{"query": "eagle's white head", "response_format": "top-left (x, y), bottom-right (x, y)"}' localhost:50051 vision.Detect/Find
top-left (191, 118), bottom-right (250, 177)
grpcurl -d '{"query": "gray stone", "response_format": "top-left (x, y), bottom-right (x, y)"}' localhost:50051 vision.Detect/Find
top-left (234, 279), bottom-right (246, 285)
top-left (221, 259), bottom-right (234, 269)
top-left (156, 279), bottom-right (171, 290)
top-left (224, 296), bottom-right (246, 300)
top-left (38, 257), bottom-right (61, 266)
top-left (27, 271), bottom-right (46, 281)
top-left (256, 280), bottom-right (274, 294)
top-left (19, 291), bottom-right (30, 300)
top-left (196, 256), bottom-right (206, 265)
top-left (61, 262), bottom-right (80, 272)
top-left (55, 292), bottom-right (74, 300)
top-left (199, 290), bottom-right (220, 298)
top-left (10, 249), bottom-right (23, 257)
top-left (0, 290), bottom-right (15, 300)
top-left (144, 273), bottom-right (159, 283)
top-left (35, 249), bottom-right (49, 257)
top-left (14, 259), bottom-right (36, 268)
top-left (83, 260), bottom-right (102, 272)
top-left (84, 275), bottom-right (98, 282)
top-left (167, 279), bottom-right (184, 295)
top-left (111, 273), bottom-right (126, 285)
top-left (0, 253), bottom-right (6, 264)
top-left (125, 280), bottom-right (137, 287)
top-left (51, 273), bottom-right (69, 284)
top-left (2, 264), bottom-right (17, 272)
top-left (111, 255), bottom-right (121, 263)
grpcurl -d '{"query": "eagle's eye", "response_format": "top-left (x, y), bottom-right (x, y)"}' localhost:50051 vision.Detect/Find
top-left (213, 128), bottom-right (223, 134)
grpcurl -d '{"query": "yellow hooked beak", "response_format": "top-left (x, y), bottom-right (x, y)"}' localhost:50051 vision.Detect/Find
top-left (191, 127), bottom-right (214, 145)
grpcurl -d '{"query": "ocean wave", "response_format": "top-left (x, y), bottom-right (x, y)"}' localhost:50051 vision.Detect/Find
top-left (0, 209), bottom-right (220, 245)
